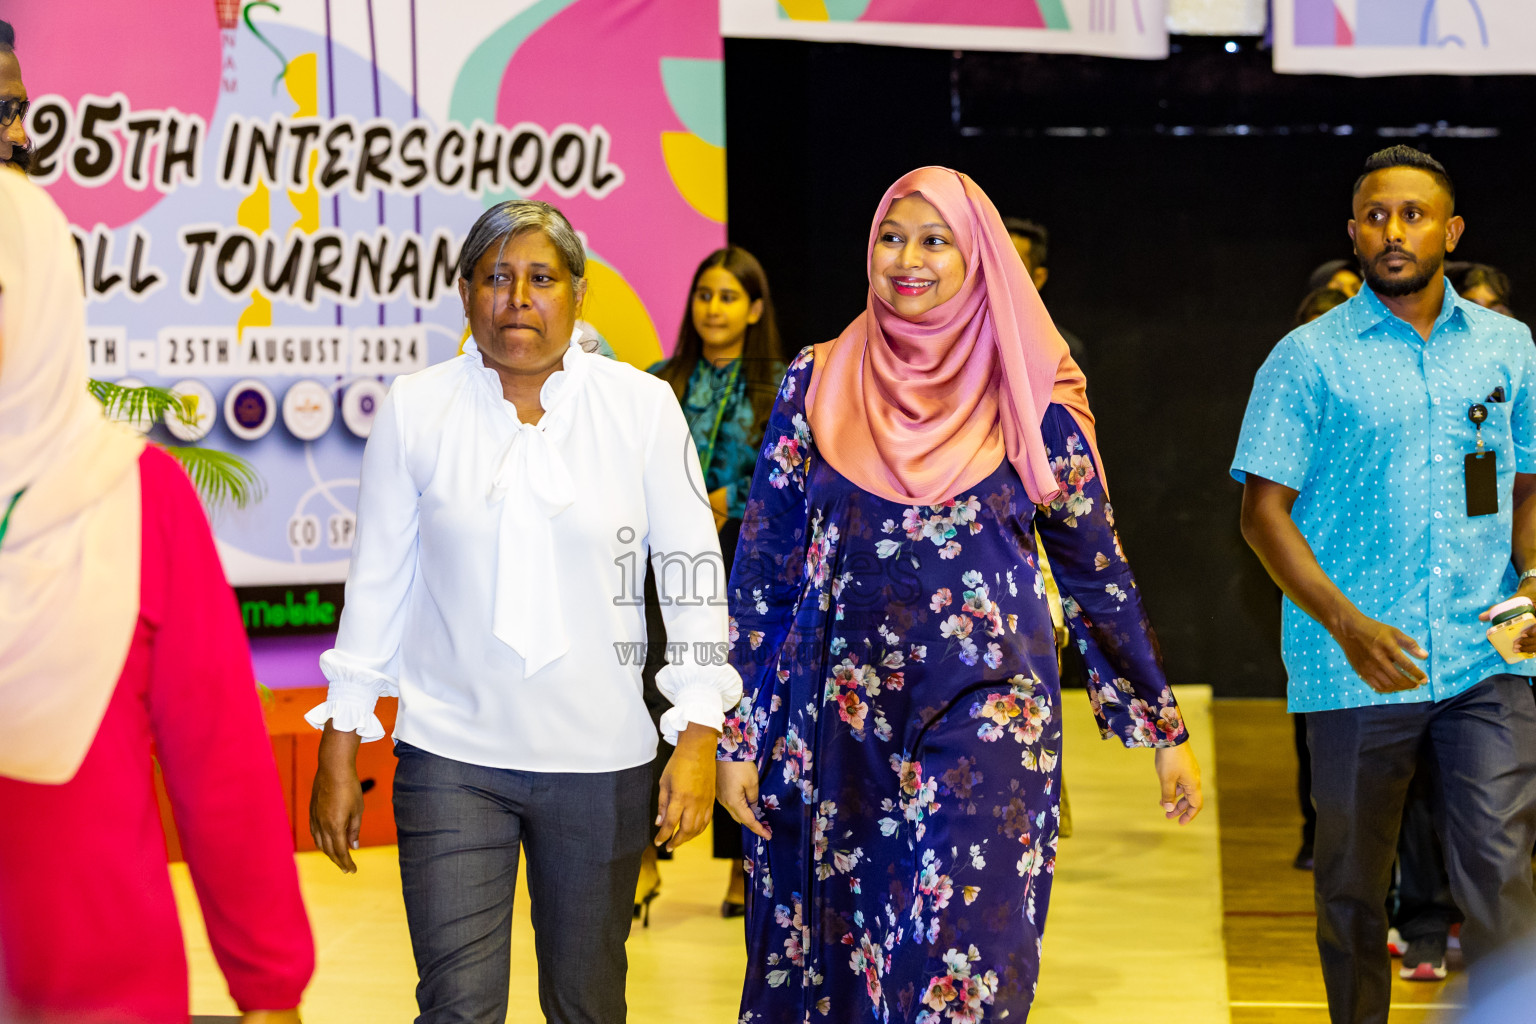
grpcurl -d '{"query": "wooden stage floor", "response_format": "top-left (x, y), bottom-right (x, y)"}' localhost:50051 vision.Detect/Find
top-left (172, 693), bottom-right (1481, 1021)
top-left (1215, 700), bottom-right (1461, 1024)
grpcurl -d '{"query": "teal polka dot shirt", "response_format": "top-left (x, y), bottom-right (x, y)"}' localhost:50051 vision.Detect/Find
top-left (1233, 279), bottom-right (1536, 712)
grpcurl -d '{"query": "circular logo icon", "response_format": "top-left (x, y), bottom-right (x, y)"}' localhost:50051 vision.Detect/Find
top-left (107, 378), bottom-right (155, 434)
top-left (342, 380), bottom-right (389, 439)
top-left (164, 379), bottom-right (216, 443)
top-left (223, 379), bottom-right (277, 441)
top-left (282, 379), bottom-right (336, 442)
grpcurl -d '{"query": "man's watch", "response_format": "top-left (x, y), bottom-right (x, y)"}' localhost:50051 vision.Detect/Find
top-left (1520, 568), bottom-right (1536, 587)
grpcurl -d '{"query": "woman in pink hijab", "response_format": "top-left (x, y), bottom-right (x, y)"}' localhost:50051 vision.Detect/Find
top-left (716, 167), bottom-right (1202, 1021)
top-left (0, 171), bottom-right (313, 1023)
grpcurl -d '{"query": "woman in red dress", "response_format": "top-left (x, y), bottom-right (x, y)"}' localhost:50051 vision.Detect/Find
top-left (0, 171), bottom-right (315, 1022)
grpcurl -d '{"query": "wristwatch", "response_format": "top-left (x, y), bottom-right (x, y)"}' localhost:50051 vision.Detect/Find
top-left (1521, 568), bottom-right (1536, 586)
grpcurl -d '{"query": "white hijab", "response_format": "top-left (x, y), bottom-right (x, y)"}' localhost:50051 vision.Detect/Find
top-left (0, 170), bottom-right (146, 784)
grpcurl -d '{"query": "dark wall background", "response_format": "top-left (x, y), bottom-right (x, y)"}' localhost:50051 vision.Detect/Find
top-left (723, 37), bottom-right (1536, 697)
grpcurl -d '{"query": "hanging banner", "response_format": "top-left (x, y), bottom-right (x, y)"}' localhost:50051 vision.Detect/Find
top-left (1274, 0), bottom-right (1536, 75)
top-left (721, 0), bottom-right (1170, 59)
top-left (2, 0), bottom-right (724, 589)
top-left (1167, 0), bottom-right (1267, 35)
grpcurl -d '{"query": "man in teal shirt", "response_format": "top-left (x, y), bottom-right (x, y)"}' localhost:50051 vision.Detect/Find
top-left (1234, 146), bottom-right (1536, 1024)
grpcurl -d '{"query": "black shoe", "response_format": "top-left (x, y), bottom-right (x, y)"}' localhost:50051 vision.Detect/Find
top-left (633, 885), bottom-right (660, 928)
top-left (1293, 842), bottom-right (1314, 871)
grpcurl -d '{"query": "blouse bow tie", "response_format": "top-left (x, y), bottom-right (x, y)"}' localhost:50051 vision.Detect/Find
top-left (488, 391), bottom-right (579, 675)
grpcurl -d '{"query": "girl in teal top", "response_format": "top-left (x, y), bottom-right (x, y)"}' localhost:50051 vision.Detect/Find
top-left (650, 246), bottom-right (787, 525)
top-left (644, 245), bottom-right (786, 916)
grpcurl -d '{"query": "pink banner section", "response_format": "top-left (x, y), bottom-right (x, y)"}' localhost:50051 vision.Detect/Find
top-left (862, 0), bottom-right (1054, 29)
top-left (0, 0), bottom-right (221, 229)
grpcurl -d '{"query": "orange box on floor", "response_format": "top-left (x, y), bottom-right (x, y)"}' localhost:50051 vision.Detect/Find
top-left (156, 686), bottom-right (400, 861)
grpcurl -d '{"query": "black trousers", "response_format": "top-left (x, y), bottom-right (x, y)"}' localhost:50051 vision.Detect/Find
top-left (393, 742), bottom-right (651, 1024)
top-left (1295, 713), bottom-right (1317, 848)
top-left (1304, 715), bottom-right (1463, 940)
top-left (1392, 761), bottom-right (1460, 942)
top-left (1307, 675), bottom-right (1536, 1024)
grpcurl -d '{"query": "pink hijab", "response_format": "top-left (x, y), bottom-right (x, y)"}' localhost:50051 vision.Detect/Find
top-left (807, 166), bottom-right (1102, 508)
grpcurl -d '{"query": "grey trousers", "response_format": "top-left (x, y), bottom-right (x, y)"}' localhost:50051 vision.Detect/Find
top-left (1307, 674), bottom-right (1536, 1024)
top-left (393, 741), bottom-right (651, 1024)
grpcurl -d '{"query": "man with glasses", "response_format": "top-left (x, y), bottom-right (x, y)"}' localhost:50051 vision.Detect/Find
top-left (0, 20), bottom-right (30, 173)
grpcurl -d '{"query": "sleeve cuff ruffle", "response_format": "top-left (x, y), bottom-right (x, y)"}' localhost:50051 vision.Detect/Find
top-left (307, 653), bottom-right (396, 741)
top-left (656, 663), bottom-right (743, 745)
top-left (303, 698), bottom-right (387, 742)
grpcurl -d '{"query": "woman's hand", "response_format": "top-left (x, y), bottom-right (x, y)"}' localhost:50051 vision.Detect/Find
top-left (655, 723), bottom-right (718, 852)
top-left (309, 724), bottom-right (364, 873)
top-left (716, 760), bottom-right (771, 841)
top-left (240, 1011), bottom-right (301, 1023)
top-left (1154, 744), bottom-right (1203, 825)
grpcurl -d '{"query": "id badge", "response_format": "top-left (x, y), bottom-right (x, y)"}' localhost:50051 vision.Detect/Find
top-left (1466, 450), bottom-right (1498, 517)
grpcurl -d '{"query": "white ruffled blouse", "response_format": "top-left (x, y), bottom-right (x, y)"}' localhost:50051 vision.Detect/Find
top-left (306, 340), bottom-right (742, 772)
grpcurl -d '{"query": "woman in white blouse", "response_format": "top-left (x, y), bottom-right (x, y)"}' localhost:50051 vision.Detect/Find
top-left (307, 200), bottom-right (741, 1022)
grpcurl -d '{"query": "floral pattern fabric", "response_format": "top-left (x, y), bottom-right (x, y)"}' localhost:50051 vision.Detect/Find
top-left (723, 346), bottom-right (1187, 1023)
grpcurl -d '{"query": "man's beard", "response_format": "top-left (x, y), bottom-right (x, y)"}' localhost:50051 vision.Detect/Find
top-left (1360, 247), bottom-right (1442, 298)
top-left (2, 146), bottom-right (30, 173)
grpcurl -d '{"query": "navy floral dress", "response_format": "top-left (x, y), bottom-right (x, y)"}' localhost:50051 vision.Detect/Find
top-left (722, 347), bottom-right (1188, 1023)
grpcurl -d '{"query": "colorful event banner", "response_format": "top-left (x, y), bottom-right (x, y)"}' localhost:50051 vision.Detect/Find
top-left (1275, 0), bottom-right (1536, 75)
top-left (721, 0), bottom-right (1170, 59)
top-left (3, 0), bottom-right (724, 588)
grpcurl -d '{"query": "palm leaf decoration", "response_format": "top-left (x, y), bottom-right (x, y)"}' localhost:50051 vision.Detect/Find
top-left (163, 446), bottom-right (266, 510)
top-left (88, 380), bottom-right (265, 510)
top-left (88, 380), bottom-right (197, 428)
